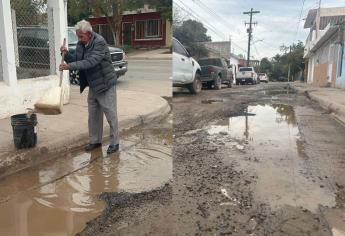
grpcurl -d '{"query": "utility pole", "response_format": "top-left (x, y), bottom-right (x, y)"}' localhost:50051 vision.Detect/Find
top-left (243, 8), bottom-right (260, 66)
top-left (229, 35), bottom-right (232, 60)
top-left (316, 0), bottom-right (322, 39)
top-left (288, 46), bottom-right (291, 83)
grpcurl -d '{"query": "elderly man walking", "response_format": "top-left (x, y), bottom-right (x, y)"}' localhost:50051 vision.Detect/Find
top-left (59, 20), bottom-right (119, 154)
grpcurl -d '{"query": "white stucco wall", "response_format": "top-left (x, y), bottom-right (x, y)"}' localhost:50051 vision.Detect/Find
top-left (0, 0), bottom-right (70, 119)
top-left (165, 20), bottom-right (172, 47)
top-left (230, 56), bottom-right (239, 80)
top-left (0, 75), bottom-right (69, 119)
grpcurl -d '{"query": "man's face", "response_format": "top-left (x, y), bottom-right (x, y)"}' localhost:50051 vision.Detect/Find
top-left (76, 30), bottom-right (92, 45)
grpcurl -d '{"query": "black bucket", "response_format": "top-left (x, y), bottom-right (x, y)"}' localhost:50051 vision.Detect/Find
top-left (11, 113), bottom-right (38, 149)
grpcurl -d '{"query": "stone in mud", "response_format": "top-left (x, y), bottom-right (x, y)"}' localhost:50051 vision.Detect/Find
top-left (236, 145), bottom-right (245, 151)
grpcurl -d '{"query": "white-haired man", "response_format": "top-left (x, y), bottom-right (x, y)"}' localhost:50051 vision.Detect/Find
top-left (59, 20), bottom-right (119, 154)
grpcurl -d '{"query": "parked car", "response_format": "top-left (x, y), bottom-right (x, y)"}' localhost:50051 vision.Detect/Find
top-left (172, 37), bottom-right (202, 94)
top-left (16, 26), bottom-right (128, 83)
top-left (258, 73), bottom-right (269, 83)
top-left (197, 58), bottom-right (233, 89)
top-left (236, 67), bottom-right (258, 85)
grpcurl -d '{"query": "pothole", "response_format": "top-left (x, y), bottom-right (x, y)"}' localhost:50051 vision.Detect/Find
top-left (0, 126), bottom-right (172, 236)
top-left (201, 99), bottom-right (224, 104)
top-left (206, 103), bottom-right (336, 212)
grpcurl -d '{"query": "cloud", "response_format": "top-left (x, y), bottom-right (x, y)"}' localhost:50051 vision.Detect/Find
top-left (175, 0), bottom-right (344, 59)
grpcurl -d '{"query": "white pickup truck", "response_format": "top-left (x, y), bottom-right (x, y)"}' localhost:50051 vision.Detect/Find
top-left (236, 67), bottom-right (258, 85)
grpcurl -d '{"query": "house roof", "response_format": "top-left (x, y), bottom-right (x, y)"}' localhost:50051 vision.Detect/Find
top-left (304, 7), bottom-right (345, 29)
top-left (89, 5), bottom-right (157, 18)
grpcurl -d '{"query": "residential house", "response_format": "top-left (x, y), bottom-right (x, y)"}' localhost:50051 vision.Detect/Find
top-left (248, 60), bottom-right (260, 67)
top-left (88, 5), bottom-right (172, 48)
top-left (304, 7), bottom-right (345, 88)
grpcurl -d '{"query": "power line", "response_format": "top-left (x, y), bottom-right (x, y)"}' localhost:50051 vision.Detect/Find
top-left (193, 0), bottom-right (247, 39)
top-left (253, 44), bottom-right (261, 59)
top-left (175, 0), bottom-right (248, 55)
top-left (293, 0), bottom-right (306, 43)
top-left (176, 0), bottom-right (224, 37)
top-left (174, 1), bottom-right (228, 40)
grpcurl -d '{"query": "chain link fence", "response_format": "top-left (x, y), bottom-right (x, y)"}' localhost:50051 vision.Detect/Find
top-left (10, 0), bottom-right (55, 79)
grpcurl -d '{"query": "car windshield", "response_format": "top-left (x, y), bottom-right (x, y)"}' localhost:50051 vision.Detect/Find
top-left (258, 73), bottom-right (265, 76)
top-left (68, 29), bottom-right (78, 45)
top-left (198, 59), bottom-right (222, 67)
top-left (239, 67), bottom-right (253, 72)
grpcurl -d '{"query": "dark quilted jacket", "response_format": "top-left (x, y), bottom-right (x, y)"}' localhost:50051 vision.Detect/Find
top-left (65, 32), bottom-right (117, 94)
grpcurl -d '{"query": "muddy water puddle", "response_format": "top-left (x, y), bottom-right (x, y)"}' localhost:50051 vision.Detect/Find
top-left (207, 104), bottom-right (336, 212)
top-left (0, 128), bottom-right (172, 236)
top-left (201, 99), bottom-right (224, 104)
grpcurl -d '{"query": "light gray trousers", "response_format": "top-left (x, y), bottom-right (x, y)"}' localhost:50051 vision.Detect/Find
top-left (87, 86), bottom-right (119, 146)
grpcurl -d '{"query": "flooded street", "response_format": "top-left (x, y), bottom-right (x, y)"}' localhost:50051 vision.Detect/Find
top-left (172, 83), bottom-right (345, 235)
top-left (206, 104), bottom-right (336, 212)
top-left (1, 83), bottom-right (345, 235)
top-left (0, 119), bottom-right (172, 236)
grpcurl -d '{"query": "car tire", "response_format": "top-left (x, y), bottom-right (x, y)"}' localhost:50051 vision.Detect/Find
top-left (228, 81), bottom-right (232, 88)
top-left (214, 75), bottom-right (222, 90)
top-left (188, 73), bottom-right (202, 94)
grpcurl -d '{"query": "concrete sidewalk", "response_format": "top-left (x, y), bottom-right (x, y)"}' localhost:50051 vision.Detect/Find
top-left (127, 49), bottom-right (172, 60)
top-left (291, 82), bottom-right (345, 125)
top-left (0, 86), bottom-right (170, 178)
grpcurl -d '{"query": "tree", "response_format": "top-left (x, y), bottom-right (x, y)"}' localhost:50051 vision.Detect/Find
top-left (262, 41), bottom-right (304, 81)
top-left (173, 19), bottom-right (211, 58)
top-left (11, 0), bottom-right (47, 26)
top-left (67, 0), bottom-right (92, 25)
top-left (259, 57), bottom-right (272, 73)
top-left (172, 3), bottom-right (186, 29)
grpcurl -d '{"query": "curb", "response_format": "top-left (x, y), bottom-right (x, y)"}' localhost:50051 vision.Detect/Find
top-left (308, 92), bottom-right (345, 125)
top-left (0, 97), bottom-right (171, 179)
top-left (291, 84), bottom-right (345, 125)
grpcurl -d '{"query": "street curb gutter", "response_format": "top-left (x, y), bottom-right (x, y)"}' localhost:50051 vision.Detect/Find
top-left (308, 92), bottom-right (345, 126)
top-left (292, 85), bottom-right (345, 126)
top-left (0, 99), bottom-right (171, 179)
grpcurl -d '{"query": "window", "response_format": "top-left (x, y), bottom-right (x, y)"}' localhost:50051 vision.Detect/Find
top-left (135, 19), bottom-right (161, 40)
top-left (147, 20), bottom-right (160, 37)
top-left (239, 67), bottom-right (253, 72)
top-left (173, 39), bottom-right (188, 57)
top-left (136, 21), bottom-right (145, 39)
top-left (68, 29), bottom-right (78, 45)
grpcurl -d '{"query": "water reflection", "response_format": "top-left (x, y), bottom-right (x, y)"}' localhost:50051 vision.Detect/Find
top-left (208, 104), bottom-right (297, 142)
top-left (0, 148), bottom-right (113, 236)
top-left (207, 104), bottom-right (336, 212)
top-left (0, 130), bottom-right (172, 236)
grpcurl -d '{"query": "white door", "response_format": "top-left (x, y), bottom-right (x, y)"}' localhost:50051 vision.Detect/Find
top-left (173, 39), bottom-right (193, 83)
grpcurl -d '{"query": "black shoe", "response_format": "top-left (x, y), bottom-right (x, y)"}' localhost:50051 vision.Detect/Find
top-left (85, 143), bottom-right (102, 151)
top-left (107, 144), bottom-right (119, 154)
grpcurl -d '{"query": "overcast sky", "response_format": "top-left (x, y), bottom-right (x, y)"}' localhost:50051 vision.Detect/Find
top-left (174, 0), bottom-right (344, 59)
